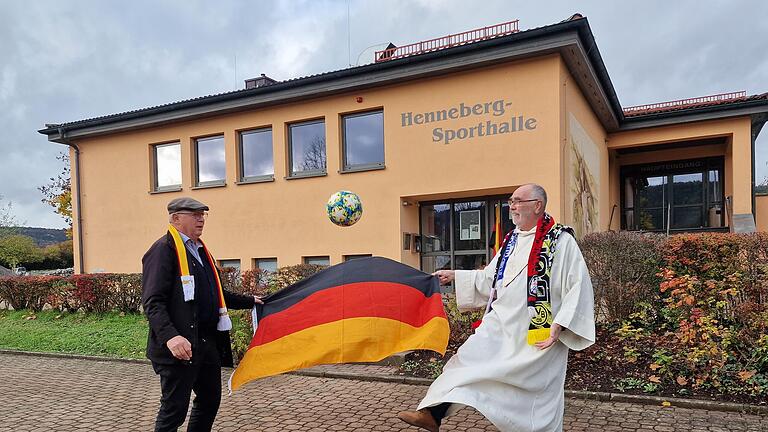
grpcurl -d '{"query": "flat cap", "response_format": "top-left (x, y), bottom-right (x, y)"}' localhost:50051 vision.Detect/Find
top-left (167, 197), bottom-right (209, 214)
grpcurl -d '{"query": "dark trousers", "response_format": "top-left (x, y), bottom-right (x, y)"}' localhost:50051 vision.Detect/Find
top-left (153, 348), bottom-right (222, 432)
top-left (428, 403), bottom-right (452, 426)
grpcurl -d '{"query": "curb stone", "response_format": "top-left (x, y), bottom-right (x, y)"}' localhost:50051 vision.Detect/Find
top-left (0, 348), bottom-right (151, 365)
top-left (1, 349), bottom-right (765, 416)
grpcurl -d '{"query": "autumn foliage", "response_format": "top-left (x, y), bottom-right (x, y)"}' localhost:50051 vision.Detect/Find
top-left (579, 232), bottom-right (768, 399)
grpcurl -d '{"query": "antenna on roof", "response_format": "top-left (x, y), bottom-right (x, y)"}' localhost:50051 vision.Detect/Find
top-left (355, 42), bottom-right (391, 66)
top-left (347, 0), bottom-right (352, 67)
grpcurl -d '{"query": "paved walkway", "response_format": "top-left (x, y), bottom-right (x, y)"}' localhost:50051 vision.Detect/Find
top-left (1, 353), bottom-right (766, 431)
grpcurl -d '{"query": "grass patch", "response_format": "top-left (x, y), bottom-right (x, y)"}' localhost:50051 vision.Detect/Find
top-left (0, 309), bottom-right (148, 359)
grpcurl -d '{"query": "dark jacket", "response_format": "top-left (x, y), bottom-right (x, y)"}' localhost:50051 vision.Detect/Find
top-left (142, 233), bottom-right (254, 367)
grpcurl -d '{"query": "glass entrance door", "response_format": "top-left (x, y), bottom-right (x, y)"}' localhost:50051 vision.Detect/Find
top-left (621, 157), bottom-right (725, 232)
top-left (453, 200), bottom-right (487, 271)
top-left (420, 196), bottom-right (515, 290)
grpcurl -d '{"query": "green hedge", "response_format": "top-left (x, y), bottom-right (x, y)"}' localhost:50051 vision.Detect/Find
top-left (579, 231), bottom-right (768, 398)
top-left (0, 264), bottom-right (326, 314)
top-left (0, 274), bottom-right (142, 313)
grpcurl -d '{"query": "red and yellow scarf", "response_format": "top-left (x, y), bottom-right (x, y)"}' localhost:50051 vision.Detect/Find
top-left (168, 224), bottom-right (232, 331)
top-left (489, 213), bottom-right (572, 344)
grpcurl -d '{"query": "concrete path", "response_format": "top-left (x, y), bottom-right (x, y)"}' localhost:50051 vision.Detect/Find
top-left (1, 353), bottom-right (765, 431)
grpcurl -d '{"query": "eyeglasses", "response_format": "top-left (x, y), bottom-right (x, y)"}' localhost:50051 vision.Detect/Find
top-left (174, 211), bottom-right (208, 220)
top-left (507, 198), bottom-right (539, 206)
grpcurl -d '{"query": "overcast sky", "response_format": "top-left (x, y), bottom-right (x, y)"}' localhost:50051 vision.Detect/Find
top-left (1, 0), bottom-right (766, 228)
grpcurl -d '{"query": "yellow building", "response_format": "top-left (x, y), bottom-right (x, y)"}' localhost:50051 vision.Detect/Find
top-left (39, 16), bottom-right (768, 275)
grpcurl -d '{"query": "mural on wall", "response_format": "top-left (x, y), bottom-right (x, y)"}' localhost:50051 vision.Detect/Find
top-left (569, 114), bottom-right (600, 238)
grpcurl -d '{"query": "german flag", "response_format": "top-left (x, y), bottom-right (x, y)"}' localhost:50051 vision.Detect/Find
top-left (229, 257), bottom-right (449, 391)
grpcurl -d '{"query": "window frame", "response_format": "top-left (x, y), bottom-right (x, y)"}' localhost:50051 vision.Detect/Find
top-left (419, 195), bottom-right (513, 293)
top-left (287, 118), bottom-right (327, 179)
top-left (151, 141), bottom-right (182, 193)
top-left (343, 254), bottom-right (373, 261)
top-left (218, 259), bottom-right (241, 271)
top-left (620, 157), bottom-right (726, 233)
top-left (303, 255), bottom-right (330, 266)
top-left (340, 109), bottom-right (385, 173)
top-left (238, 127), bottom-right (275, 184)
top-left (254, 257), bottom-right (278, 273)
top-left (193, 134), bottom-right (226, 188)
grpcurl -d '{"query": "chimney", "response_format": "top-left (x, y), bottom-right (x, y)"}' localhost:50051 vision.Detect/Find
top-left (245, 74), bottom-right (278, 89)
top-left (377, 43), bottom-right (398, 62)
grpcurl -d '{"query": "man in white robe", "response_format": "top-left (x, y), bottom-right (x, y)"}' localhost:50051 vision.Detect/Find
top-left (398, 183), bottom-right (595, 432)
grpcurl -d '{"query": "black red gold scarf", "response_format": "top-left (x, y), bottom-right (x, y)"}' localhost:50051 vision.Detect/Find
top-left (168, 224), bottom-right (232, 331)
top-left (487, 213), bottom-right (572, 344)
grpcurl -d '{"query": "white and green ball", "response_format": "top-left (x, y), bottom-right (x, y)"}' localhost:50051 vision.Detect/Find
top-left (326, 191), bottom-right (363, 226)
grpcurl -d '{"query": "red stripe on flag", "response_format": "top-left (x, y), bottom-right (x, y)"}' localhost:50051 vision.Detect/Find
top-left (250, 281), bottom-right (445, 348)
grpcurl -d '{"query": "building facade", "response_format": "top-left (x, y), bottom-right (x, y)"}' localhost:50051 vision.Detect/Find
top-left (40, 16), bottom-right (768, 274)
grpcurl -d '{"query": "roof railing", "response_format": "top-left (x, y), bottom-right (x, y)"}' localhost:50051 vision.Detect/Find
top-left (623, 91), bottom-right (747, 115)
top-left (375, 20), bottom-right (520, 63)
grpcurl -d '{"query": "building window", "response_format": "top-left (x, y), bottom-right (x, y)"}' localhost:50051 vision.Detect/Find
top-left (621, 157), bottom-right (725, 232)
top-left (288, 119), bottom-right (326, 177)
top-left (343, 254), bottom-right (372, 261)
top-left (194, 135), bottom-right (226, 186)
top-left (303, 256), bottom-right (330, 266)
top-left (239, 128), bottom-right (273, 182)
top-left (419, 197), bottom-right (514, 292)
top-left (254, 258), bottom-right (278, 273)
top-left (218, 259), bottom-right (241, 271)
top-left (342, 110), bottom-right (384, 171)
top-left (152, 142), bottom-right (182, 191)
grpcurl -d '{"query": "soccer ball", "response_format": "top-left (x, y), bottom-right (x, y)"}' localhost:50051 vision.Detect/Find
top-left (326, 191), bottom-right (363, 226)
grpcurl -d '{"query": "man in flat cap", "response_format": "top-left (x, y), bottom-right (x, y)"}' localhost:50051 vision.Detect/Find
top-left (142, 197), bottom-right (262, 432)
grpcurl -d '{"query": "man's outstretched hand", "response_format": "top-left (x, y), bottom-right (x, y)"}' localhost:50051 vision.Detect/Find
top-left (432, 270), bottom-right (455, 286)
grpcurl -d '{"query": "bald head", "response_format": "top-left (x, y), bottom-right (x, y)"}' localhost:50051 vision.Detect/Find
top-left (518, 183), bottom-right (547, 209)
top-left (509, 183), bottom-right (548, 230)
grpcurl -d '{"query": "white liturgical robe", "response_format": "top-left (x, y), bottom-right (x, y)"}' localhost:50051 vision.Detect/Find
top-left (417, 225), bottom-right (596, 432)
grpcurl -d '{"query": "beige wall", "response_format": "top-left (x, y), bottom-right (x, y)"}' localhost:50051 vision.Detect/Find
top-left (68, 52), bottom-right (759, 274)
top-left (560, 60), bottom-right (608, 237)
top-left (608, 117), bottom-right (752, 213)
top-left (607, 117), bottom-right (754, 229)
top-left (756, 195), bottom-right (768, 232)
top-left (72, 55), bottom-right (562, 273)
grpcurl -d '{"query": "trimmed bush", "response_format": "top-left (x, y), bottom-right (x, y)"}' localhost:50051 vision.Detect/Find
top-left (653, 233), bottom-right (768, 396)
top-left (240, 268), bottom-right (272, 296)
top-left (0, 275), bottom-right (64, 311)
top-left (442, 294), bottom-right (483, 347)
top-left (267, 264), bottom-right (327, 294)
top-left (579, 231), bottom-right (663, 322)
top-left (0, 273), bottom-right (142, 313)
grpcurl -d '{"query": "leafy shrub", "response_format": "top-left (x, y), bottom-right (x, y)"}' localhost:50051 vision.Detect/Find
top-left (656, 233), bottom-right (768, 396)
top-left (229, 309), bottom-right (254, 365)
top-left (442, 294), bottom-right (483, 346)
top-left (70, 274), bottom-right (113, 313)
top-left (266, 264), bottom-right (326, 295)
top-left (580, 231), bottom-right (664, 322)
top-left (0, 273), bottom-right (141, 313)
top-left (239, 268), bottom-right (272, 296)
top-left (0, 275), bottom-right (63, 311)
top-left (107, 274), bottom-right (143, 313)
top-left (217, 267), bottom-right (241, 293)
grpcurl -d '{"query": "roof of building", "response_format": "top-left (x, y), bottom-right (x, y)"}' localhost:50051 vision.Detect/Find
top-left (623, 91), bottom-right (768, 117)
top-left (39, 14), bottom-right (768, 141)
